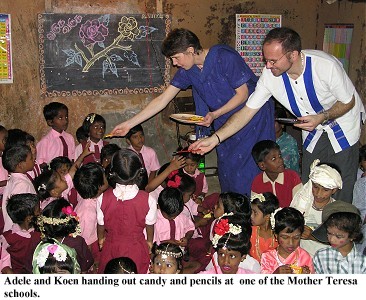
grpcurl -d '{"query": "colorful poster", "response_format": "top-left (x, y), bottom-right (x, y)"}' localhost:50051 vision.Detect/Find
top-left (323, 24), bottom-right (353, 74)
top-left (0, 13), bottom-right (13, 83)
top-left (236, 14), bottom-right (281, 76)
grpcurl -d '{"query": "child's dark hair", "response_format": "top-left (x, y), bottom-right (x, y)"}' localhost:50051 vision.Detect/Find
top-left (43, 102), bottom-right (68, 121)
top-left (73, 163), bottom-right (106, 199)
top-left (76, 126), bottom-right (88, 144)
top-left (33, 170), bottom-right (58, 200)
top-left (325, 212), bottom-right (363, 243)
top-left (33, 238), bottom-right (80, 274)
top-left (274, 106), bottom-right (288, 119)
top-left (251, 192), bottom-right (279, 216)
top-left (214, 216), bottom-right (251, 256)
top-left (180, 147), bottom-right (201, 163)
top-left (219, 192), bottom-right (252, 222)
top-left (151, 242), bottom-right (184, 272)
top-left (108, 149), bottom-right (148, 189)
top-left (274, 207), bottom-right (305, 235)
top-left (4, 129), bottom-right (35, 150)
top-left (104, 257), bottom-right (138, 274)
top-left (359, 144), bottom-right (366, 163)
top-left (81, 113), bottom-right (106, 137)
top-left (125, 124), bottom-right (144, 140)
top-left (158, 187), bottom-right (184, 217)
top-left (100, 143), bottom-right (121, 164)
top-left (2, 144), bottom-right (31, 172)
top-left (166, 171), bottom-right (196, 194)
top-left (251, 140), bottom-right (280, 164)
top-left (38, 198), bottom-right (79, 239)
top-left (49, 156), bottom-right (72, 172)
top-left (7, 193), bottom-right (40, 225)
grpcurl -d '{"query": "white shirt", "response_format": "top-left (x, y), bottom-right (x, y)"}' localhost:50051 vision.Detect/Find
top-left (247, 50), bottom-right (365, 153)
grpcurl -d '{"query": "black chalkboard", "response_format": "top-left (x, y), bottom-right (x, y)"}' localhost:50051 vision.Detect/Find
top-left (38, 13), bottom-right (171, 97)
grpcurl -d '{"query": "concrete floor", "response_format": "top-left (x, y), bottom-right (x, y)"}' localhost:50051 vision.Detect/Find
top-left (202, 149), bottom-right (221, 195)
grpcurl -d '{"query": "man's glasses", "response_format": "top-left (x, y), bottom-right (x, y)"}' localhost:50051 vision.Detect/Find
top-left (263, 51), bottom-right (291, 66)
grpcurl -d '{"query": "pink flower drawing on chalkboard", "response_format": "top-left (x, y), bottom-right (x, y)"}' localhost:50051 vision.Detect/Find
top-left (62, 15), bottom-right (158, 78)
top-left (79, 19), bottom-right (109, 47)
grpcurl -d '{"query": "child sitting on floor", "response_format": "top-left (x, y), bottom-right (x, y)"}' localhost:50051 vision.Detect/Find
top-left (32, 238), bottom-right (80, 274)
top-left (250, 192), bottom-right (280, 262)
top-left (260, 207), bottom-right (314, 274)
top-left (104, 257), bottom-right (137, 274)
top-left (200, 215), bottom-right (254, 274)
top-left (312, 201), bottom-right (366, 274)
top-left (206, 192), bottom-right (259, 273)
top-left (149, 242), bottom-right (184, 274)
top-left (251, 139), bottom-right (302, 208)
top-left (290, 159), bottom-right (343, 257)
top-left (153, 187), bottom-right (194, 249)
top-left (36, 198), bottom-right (94, 273)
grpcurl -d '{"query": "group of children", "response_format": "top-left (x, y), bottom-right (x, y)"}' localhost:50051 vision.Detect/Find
top-left (0, 101), bottom-right (365, 274)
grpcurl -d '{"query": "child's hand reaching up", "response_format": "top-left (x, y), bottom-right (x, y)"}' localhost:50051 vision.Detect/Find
top-left (168, 155), bottom-right (186, 171)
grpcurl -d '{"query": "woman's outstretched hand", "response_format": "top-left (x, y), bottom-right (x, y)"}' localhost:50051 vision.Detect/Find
top-left (188, 135), bottom-right (219, 155)
top-left (109, 121), bottom-right (131, 137)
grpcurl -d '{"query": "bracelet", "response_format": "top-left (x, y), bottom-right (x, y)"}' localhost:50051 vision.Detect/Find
top-left (214, 133), bottom-right (221, 145)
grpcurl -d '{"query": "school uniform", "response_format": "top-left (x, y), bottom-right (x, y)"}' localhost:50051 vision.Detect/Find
top-left (128, 145), bottom-right (160, 177)
top-left (97, 184), bottom-right (157, 274)
top-left (2, 173), bottom-right (36, 232)
top-left (75, 139), bottom-right (108, 165)
top-left (0, 224), bottom-right (41, 273)
top-left (153, 209), bottom-right (195, 245)
top-left (36, 129), bottom-right (76, 164)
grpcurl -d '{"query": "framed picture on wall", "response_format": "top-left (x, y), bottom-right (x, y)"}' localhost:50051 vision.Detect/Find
top-left (235, 14), bottom-right (281, 76)
top-left (323, 23), bottom-right (353, 74)
top-left (0, 13), bottom-right (13, 84)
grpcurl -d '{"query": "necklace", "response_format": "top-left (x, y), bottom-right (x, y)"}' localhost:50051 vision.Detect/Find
top-left (312, 198), bottom-right (331, 211)
top-left (255, 226), bottom-right (275, 260)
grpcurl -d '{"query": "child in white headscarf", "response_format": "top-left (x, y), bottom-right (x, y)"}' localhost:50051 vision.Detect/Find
top-left (290, 159), bottom-right (343, 257)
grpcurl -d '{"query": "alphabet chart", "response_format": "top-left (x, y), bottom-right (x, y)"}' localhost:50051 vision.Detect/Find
top-left (0, 13), bottom-right (12, 83)
top-left (236, 14), bottom-right (281, 76)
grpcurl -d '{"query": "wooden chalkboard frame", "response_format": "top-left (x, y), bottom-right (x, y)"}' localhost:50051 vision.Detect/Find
top-left (38, 13), bottom-right (171, 97)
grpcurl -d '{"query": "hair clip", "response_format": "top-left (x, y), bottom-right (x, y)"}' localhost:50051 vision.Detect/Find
top-left (251, 193), bottom-right (266, 203)
top-left (35, 244), bottom-right (68, 268)
top-left (86, 113), bottom-right (96, 124)
top-left (37, 183), bottom-right (47, 192)
top-left (211, 219), bottom-right (242, 248)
